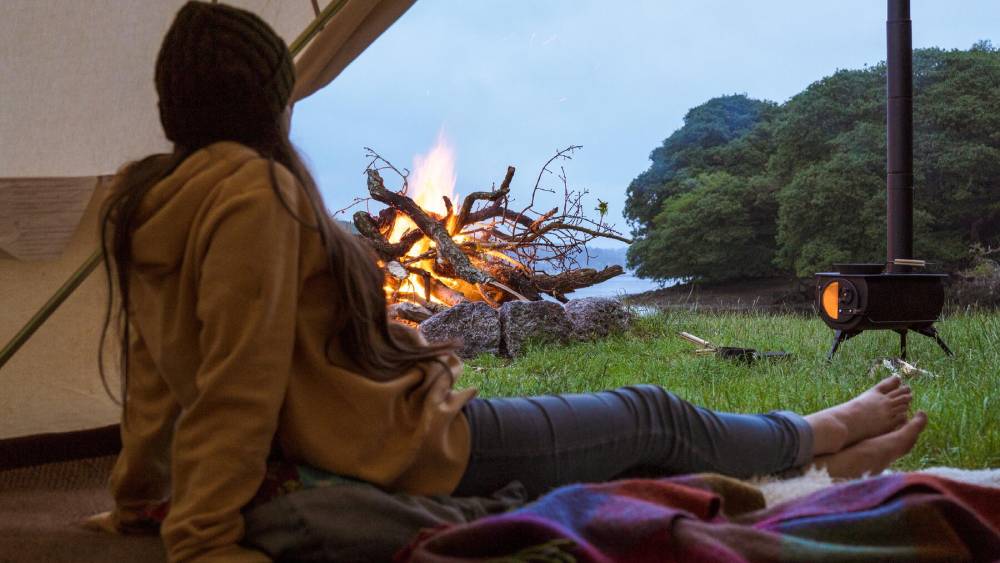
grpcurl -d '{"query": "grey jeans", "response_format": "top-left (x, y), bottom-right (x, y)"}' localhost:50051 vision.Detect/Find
top-left (453, 384), bottom-right (813, 498)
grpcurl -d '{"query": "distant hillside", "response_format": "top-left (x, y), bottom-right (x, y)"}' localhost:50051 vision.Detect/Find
top-left (577, 246), bottom-right (629, 270)
top-left (335, 218), bottom-right (358, 234)
top-left (532, 245), bottom-right (630, 274)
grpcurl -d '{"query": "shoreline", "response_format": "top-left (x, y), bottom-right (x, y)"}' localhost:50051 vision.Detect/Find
top-left (622, 277), bottom-right (813, 314)
top-left (619, 273), bottom-right (1000, 314)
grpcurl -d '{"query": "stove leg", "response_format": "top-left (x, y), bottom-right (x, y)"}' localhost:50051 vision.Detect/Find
top-left (827, 330), bottom-right (857, 361)
top-left (914, 326), bottom-right (954, 357)
top-left (896, 329), bottom-right (908, 360)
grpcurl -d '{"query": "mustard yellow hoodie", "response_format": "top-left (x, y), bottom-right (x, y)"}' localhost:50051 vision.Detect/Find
top-left (108, 142), bottom-right (476, 562)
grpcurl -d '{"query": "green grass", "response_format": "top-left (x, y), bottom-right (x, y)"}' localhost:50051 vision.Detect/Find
top-left (459, 310), bottom-right (1000, 471)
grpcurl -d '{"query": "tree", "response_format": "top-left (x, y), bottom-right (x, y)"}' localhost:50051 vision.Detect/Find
top-left (630, 172), bottom-right (779, 282)
top-left (624, 95), bottom-right (774, 234)
top-left (775, 124), bottom-right (889, 276)
top-left (625, 44), bottom-right (1000, 281)
top-left (775, 46), bottom-right (1000, 275)
top-left (913, 45), bottom-right (1000, 259)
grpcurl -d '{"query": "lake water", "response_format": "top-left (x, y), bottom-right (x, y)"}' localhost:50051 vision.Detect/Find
top-left (566, 273), bottom-right (678, 299)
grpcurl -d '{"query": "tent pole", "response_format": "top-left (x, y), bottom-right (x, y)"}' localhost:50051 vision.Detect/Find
top-left (0, 0), bottom-right (349, 372)
top-left (0, 252), bottom-right (103, 369)
top-left (290, 0), bottom-right (348, 55)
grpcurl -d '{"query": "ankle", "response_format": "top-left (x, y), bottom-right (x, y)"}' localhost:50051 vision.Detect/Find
top-left (804, 412), bottom-right (848, 455)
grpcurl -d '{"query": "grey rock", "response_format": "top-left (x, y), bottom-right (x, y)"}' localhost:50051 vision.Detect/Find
top-left (498, 300), bottom-right (573, 357)
top-left (565, 297), bottom-right (632, 340)
top-left (419, 301), bottom-right (501, 359)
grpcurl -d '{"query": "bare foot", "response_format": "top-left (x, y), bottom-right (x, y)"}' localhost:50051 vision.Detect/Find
top-left (811, 411), bottom-right (927, 479)
top-left (804, 375), bottom-right (912, 455)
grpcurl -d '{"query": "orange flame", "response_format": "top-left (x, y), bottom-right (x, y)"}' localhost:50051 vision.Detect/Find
top-left (388, 133), bottom-right (458, 243)
top-left (383, 132), bottom-right (527, 308)
top-left (385, 133), bottom-right (463, 305)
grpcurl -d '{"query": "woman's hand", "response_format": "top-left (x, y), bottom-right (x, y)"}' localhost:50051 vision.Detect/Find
top-left (82, 503), bottom-right (167, 535)
top-left (82, 511), bottom-right (118, 534)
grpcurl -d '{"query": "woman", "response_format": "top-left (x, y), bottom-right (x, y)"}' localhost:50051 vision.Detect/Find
top-left (89, 3), bottom-right (927, 562)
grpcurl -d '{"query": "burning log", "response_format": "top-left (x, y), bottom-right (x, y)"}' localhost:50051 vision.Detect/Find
top-left (402, 265), bottom-right (468, 305)
top-left (482, 266), bottom-right (542, 301)
top-left (456, 166), bottom-right (518, 229)
top-left (353, 210), bottom-right (423, 260)
top-left (388, 302), bottom-right (434, 323)
top-left (487, 264), bottom-right (625, 303)
top-left (392, 293), bottom-right (450, 314)
top-left (366, 169), bottom-right (491, 285)
top-left (352, 145), bottom-right (633, 309)
top-left (530, 266), bottom-right (625, 303)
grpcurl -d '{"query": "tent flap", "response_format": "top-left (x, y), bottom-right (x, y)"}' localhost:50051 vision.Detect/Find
top-left (293, 0), bottom-right (416, 101)
top-left (1, 0), bottom-right (415, 440)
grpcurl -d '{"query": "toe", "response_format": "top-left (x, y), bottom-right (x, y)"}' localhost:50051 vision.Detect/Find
top-left (875, 374), bottom-right (903, 393)
top-left (899, 411), bottom-right (928, 435)
top-left (887, 386), bottom-right (911, 399)
top-left (890, 394), bottom-right (912, 407)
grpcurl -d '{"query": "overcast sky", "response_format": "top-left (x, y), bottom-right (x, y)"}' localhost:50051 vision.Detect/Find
top-left (291, 0), bottom-right (999, 248)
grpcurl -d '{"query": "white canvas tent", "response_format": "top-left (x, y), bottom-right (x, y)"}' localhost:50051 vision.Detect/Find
top-left (0, 0), bottom-right (414, 440)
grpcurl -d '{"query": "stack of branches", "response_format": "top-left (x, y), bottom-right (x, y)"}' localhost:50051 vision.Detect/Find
top-left (341, 145), bottom-right (631, 306)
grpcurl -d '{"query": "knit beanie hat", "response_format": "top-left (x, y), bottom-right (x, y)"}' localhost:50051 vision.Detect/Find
top-left (155, 1), bottom-right (295, 147)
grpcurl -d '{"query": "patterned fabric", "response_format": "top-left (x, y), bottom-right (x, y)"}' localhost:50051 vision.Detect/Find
top-left (399, 473), bottom-right (1000, 562)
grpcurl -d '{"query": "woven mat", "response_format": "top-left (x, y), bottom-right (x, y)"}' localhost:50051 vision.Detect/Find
top-left (0, 456), bottom-right (165, 563)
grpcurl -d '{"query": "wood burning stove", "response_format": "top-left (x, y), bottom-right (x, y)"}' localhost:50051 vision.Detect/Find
top-left (815, 0), bottom-right (953, 361)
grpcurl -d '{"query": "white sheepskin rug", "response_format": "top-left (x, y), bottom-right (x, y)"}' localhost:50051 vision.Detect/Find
top-left (751, 465), bottom-right (1000, 507)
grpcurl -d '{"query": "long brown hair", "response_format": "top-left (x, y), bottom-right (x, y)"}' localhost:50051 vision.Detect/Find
top-left (99, 118), bottom-right (459, 406)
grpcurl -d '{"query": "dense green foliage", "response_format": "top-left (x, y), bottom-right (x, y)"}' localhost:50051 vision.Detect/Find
top-left (462, 310), bottom-right (1000, 471)
top-left (626, 43), bottom-right (1000, 282)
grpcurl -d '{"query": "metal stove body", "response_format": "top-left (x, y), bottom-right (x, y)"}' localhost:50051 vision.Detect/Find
top-left (816, 267), bottom-right (951, 359)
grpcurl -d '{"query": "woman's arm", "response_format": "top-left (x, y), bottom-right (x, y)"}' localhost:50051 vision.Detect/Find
top-left (107, 329), bottom-right (180, 533)
top-left (162, 167), bottom-right (300, 563)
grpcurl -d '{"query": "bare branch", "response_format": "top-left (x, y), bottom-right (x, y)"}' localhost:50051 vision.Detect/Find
top-left (331, 196), bottom-right (370, 218)
top-left (456, 166), bottom-right (516, 229)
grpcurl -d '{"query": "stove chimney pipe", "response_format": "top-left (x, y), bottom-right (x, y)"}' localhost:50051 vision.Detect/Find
top-left (886, 0), bottom-right (913, 272)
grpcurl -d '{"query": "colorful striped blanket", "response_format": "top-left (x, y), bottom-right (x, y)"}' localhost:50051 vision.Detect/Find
top-left (398, 473), bottom-right (1000, 562)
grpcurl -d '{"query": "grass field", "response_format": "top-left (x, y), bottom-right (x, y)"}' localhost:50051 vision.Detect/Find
top-left (459, 310), bottom-right (999, 471)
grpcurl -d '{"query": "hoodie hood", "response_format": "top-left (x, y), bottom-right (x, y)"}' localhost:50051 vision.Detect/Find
top-left (130, 142), bottom-right (262, 275)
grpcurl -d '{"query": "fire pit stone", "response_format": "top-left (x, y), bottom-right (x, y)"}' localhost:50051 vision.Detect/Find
top-left (419, 301), bottom-right (501, 359)
top-left (565, 297), bottom-right (632, 340)
top-left (498, 300), bottom-right (573, 358)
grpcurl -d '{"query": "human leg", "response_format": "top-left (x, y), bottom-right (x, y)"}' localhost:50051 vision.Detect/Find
top-left (452, 384), bottom-right (812, 498)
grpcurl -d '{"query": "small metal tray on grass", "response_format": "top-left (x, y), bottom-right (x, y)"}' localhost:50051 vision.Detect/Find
top-left (679, 332), bottom-right (792, 364)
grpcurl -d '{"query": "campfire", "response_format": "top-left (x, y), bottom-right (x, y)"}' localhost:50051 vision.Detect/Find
top-left (342, 136), bottom-right (631, 314)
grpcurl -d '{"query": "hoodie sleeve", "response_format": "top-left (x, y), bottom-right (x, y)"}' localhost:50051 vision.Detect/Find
top-left (161, 165), bottom-right (300, 563)
top-left (109, 328), bottom-right (180, 533)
